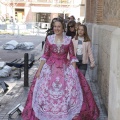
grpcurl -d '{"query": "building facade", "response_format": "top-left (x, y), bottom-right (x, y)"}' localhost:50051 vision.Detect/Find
top-left (0, 0), bottom-right (85, 24)
top-left (85, 0), bottom-right (120, 120)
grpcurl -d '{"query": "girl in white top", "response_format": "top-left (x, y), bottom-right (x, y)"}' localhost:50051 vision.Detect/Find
top-left (72, 24), bottom-right (95, 76)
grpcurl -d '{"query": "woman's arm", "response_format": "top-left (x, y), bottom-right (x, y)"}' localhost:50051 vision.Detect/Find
top-left (36, 39), bottom-right (50, 78)
top-left (69, 39), bottom-right (78, 69)
top-left (87, 42), bottom-right (95, 68)
top-left (35, 60), bottom-right (46, 78)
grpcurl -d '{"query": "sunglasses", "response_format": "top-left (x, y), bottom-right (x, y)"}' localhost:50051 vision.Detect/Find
top-left (69, 25), bottom-right (74, 28)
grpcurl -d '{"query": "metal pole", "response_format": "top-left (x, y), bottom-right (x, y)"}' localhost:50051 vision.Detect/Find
top-left (18, 68), bottom-right (21, 79)
top-left (24, 53), bottom-right (29, 87)
top-left (17, 25), bottom-right (19, 35)
top-left (42, 41), bottom-right (45, 49)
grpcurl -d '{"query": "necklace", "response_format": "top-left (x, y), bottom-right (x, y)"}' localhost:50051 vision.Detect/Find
top-left (55, 37), bottom-right (63, 53)
top-left (56, 39), bottom-right (62, 44)
top-left (56, 40), bottom-right (62, 53)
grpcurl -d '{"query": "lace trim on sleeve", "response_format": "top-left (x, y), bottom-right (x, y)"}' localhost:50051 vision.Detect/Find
top-left (40, 57), bottom-right (47, 61)
top-left (71, 58), bottom-right (78, 63)
top-left (40, 38), bottom-right (50, 61)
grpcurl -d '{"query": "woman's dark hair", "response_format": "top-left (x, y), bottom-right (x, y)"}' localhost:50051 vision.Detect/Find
top-left (67, 20), bottom-right (76, 29)
top-left (50, 17), bottom-right (58, 29)
top-left (46, 18), bottom-right (57, 34)
top-left (70, 15), bottom-right (75, 21)
top-left (75, 24), bottom-right (91, 42)
top-left (66, 20), bottom-right (76, 38)
top-left (45, 18), bottom-right (58, 41)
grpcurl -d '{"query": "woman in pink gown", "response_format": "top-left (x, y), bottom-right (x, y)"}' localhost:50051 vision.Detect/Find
top-left (22, 18), bottom-right (99, 120)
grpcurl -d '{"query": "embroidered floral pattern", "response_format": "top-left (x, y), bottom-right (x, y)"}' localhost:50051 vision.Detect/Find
top-left (32, 64), bottom-right (83, 120)
top-left (22, 34), bottom-right (99, 120)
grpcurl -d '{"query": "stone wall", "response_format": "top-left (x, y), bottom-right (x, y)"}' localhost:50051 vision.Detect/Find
top-left (85, 0), bottom-right (120, 120)
top-left (108, 28), bottom-right (120, 120)
top-left (86, 23), bottom-right (117, 111)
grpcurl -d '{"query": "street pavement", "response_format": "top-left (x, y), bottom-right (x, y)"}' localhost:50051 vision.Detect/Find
top-left (0, 30), bottom-right (108, 120)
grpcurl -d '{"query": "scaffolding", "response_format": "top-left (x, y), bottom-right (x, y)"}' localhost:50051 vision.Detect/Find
top-left (0, 0), bottom-right (21, 8)
top-left (0, 0), bottom-right (23, 17)
top-left (50, 0), bottom-right (74, 18)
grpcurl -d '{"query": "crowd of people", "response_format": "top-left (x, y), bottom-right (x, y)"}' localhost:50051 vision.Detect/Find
top-left (44, 15), bottom-right (92, 77)
top-left (22, 15), bottom-right (100, 120)
top-left (46, 15), bottom-right (85, 39)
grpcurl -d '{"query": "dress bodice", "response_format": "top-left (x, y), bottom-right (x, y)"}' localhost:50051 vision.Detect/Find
top-left (41, 34), bottom-right (78, 67)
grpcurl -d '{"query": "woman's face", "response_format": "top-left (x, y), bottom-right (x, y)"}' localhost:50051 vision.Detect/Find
top-left (78, 26), bottom-right (84, 37)
top-left (68, 24), bottom-right (75, 32)
top-left (53, 21), bottom-right (63, 35)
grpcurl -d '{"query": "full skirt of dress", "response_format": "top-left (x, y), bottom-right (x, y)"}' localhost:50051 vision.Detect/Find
top-left (22, 63), bottom-right (99, 120)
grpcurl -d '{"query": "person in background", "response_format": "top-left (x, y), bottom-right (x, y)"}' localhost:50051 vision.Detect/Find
top-left (22, 17), bottom-right (99, 120)
top-left (72, 24), bottom-right (95, 76)
top-left (15, 18), bottom-right (18, 23)
top-left (9, 16), bottom-right (13, 23)
top-left (66, 20), bottom-right (76, 39)
top-left (66, 16), bottom-right (70, 22)
top-left (82, 18), bottom-right (86, 24)
top-left (0, 16), bottom-right (5, 22)
top-left (69, 15), bottom-right (75, 21)
top-left (77, 18), bottom-right (80, 22)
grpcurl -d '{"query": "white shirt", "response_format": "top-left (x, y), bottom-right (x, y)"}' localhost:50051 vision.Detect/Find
top-left (76, 37), bottom-right (84, 55)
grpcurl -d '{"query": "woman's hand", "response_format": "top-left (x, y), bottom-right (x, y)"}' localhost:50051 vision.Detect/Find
top-left (35, 70), bottom-right (41, 79)
top-left (71, 62), bottom-right (76, 69)
top-left (35, 60), bottom-right (46, 79)
top-left (90, 64), bottom-right (95, 69)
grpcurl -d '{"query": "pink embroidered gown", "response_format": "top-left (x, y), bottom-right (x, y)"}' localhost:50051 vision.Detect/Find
top-left (22, 34), bottom-right (99, 120)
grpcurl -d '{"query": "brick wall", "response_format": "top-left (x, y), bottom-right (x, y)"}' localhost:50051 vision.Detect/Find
top-left (86, 0), bottom-right (120, 27)
top-left (103, 0), bottom-right (120, 26)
